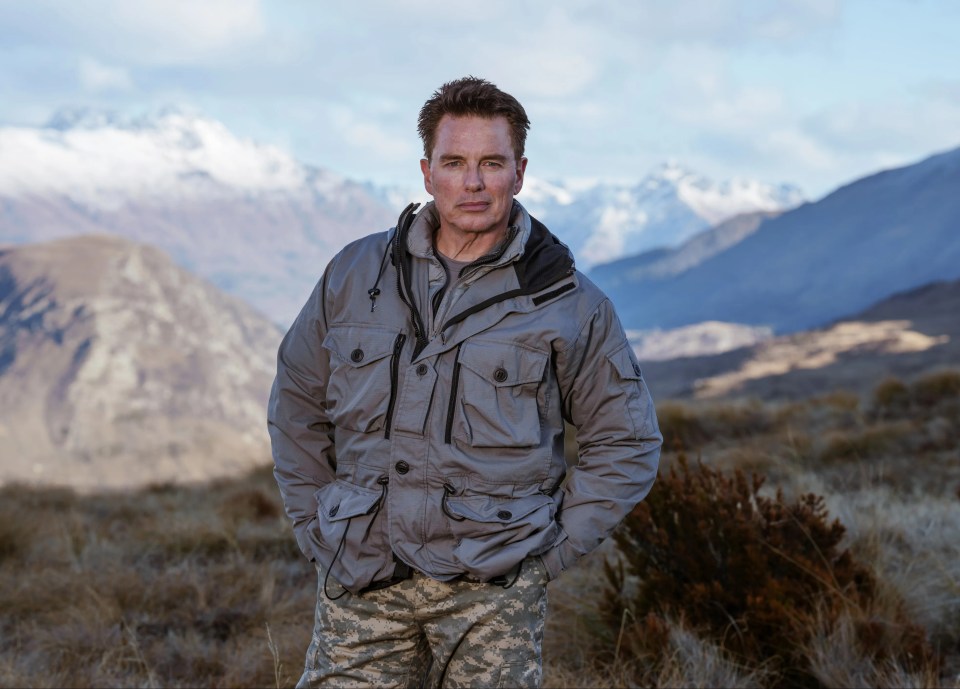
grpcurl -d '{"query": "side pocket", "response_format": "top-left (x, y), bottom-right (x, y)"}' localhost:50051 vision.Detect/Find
top-left (311, 480), bottom-right (387, 588)
top-left (605, 344), bottom-right (653, 440)
top-left (443, 492), bottom-right (560, 577)
top-left (497, 659), bottom-right (541, 689)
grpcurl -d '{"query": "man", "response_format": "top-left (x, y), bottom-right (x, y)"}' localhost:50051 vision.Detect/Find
top-left (268, 76), bottom-right (661, 688)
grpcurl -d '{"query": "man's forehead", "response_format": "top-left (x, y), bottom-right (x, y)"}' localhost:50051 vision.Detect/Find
top-left (432, 115), bottom-right (514, 154)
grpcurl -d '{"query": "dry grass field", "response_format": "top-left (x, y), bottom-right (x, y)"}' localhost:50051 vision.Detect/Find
top-left (2, 370), bottom-right (959, 687)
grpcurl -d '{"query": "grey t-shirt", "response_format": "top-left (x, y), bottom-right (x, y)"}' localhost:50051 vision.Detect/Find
top-left (436, 251), bottom-right (472, 301)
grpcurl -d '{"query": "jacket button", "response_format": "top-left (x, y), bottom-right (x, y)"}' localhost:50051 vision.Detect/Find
top-left (416, 363), bottom-right (428, 376)
top-left (350, 348), bottom-right (364, 363)
top-left (633, 363), bottom-right (642, 376)
top-left (395, 461), bottom-right (410, 475)
top-left (328, 504), bottom-right (339, 517)
top-left (497, 510), bottom-right (512, 520)
top-left (493, 367), bottom-right (508, 382)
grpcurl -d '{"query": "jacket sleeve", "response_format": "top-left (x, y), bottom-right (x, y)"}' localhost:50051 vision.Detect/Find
top-left (267, 262), bottom-right (337, 562)
top-left (539, 297), bottom-right (662, 580)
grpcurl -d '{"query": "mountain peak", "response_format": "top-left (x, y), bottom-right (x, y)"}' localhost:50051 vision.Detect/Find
top-left (44, 104), bottom-right (206, 132)
top-left (0, 235), bottom-right (282, 490)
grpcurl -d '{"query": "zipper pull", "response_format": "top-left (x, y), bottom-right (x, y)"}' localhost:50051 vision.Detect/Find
top-left (368, 288), bottom-right (381, 312)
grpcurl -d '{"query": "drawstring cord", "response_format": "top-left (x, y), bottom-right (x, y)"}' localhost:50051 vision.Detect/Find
top-left (367, 230), bottom-right (394, 312)
top-left (322, 477), bottom-right (390, 600)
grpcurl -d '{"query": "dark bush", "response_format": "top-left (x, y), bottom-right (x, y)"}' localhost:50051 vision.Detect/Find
top-left (656, 401), bottom-right (773, 451)
top-left (910, 370), bottom-right (960, 408)
top-left (872, 377), bottom-right (910, 418)
top-left (602, 456), bottom-right (929, 688)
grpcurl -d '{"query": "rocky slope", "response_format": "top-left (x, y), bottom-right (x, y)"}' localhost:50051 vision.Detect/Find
top-left (0, 235), bottom-right (282, 490)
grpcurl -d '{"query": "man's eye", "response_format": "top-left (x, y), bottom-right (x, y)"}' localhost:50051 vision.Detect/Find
top-left (482, 161), bottom-right (503, 168)
top-left (445, 161), bottom-right (462, 168)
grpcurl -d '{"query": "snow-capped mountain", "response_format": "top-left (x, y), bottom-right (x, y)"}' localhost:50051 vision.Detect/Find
top-left (597, 145), bottom-right (960, 334)
top-left (517, 162), bottom-right (804, 268)
top-left (0, 107), bottom-right (396, 325)
top-left (0, 107), bottom-right (802, 325)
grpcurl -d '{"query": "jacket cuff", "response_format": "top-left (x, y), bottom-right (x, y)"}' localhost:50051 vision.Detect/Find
top-left (538, 536), bottom-right (581, 581)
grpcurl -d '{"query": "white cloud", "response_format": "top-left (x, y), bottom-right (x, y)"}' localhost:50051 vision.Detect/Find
top-left (78, 56), bottom-right (132, 93)
top-left (0, 0), bottom-right (265, 64)
top-left (330, 107), bottom-right (415, 163)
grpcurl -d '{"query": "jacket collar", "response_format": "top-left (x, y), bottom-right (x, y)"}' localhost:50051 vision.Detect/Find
top-left (404, 200), bottom-right (531, 269)
top-left (392, 199), bottom-right (575, 359)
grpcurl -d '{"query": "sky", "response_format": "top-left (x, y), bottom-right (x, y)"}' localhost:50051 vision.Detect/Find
top-left (1, 0), bottom-right (959, 199)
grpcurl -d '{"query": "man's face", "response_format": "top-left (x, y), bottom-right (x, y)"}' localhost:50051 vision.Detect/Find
top-left (420, 115), bottom-right (527, 243)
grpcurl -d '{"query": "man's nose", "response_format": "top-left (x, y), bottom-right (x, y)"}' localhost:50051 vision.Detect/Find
top-left (464, 166), bottom-right (484, 191)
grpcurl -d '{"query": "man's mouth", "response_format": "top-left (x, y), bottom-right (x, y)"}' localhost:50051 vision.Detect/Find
top-left (458, 201), bottom-right (490, 211)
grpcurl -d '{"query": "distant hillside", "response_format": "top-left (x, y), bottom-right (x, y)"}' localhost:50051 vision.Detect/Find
top-left (0, 235), bottom-right (282, 490)
top-left (590, 209), bottom-right (779, 289)
top-left (596, 145), bottom-right (960, 334)
top-left (643, 277), bottom-right (960, 401)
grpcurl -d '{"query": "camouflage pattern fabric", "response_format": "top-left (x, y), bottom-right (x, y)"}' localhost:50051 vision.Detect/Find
top-left (297, 557), bottom-right (548, 688)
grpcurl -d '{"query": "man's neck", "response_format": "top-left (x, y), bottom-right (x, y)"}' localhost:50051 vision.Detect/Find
top-left (434, 225), bottom-right (508, 263)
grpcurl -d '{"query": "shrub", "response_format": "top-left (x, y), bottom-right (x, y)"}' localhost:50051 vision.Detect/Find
top-left (816, 423), bottom-right (913, 464)
top-left (872, 377), bottom-right (910, 418)
top-left (656, 402), bottom-right (710, 450)
top-left (910, 370), bottom-right (960, 409)
top-left (656, 401), bottom-right (773, 451)
top-left (602, 456), bottom-right (930, 688)
top-left (0, 506), bottom-right (30, 563)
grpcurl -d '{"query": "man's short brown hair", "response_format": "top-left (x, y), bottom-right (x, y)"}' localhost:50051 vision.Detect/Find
top-left (418, 76), bottom-right (530, 162)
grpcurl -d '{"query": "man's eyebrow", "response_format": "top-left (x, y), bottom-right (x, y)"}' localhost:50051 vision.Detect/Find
top-left (437, 153), bottom-right (510, 162)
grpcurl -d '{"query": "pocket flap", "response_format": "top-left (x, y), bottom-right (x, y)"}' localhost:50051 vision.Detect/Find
top-left (315, 481), bottom-right (382, 522)
top-left (458, 341), bottom-right (548, 387)
top-left (322, 325), bottom-right (399, 369)
top-left (444, 492), bottom-right (554, 524)
top-left (607, 344), bottom-right (643, 381)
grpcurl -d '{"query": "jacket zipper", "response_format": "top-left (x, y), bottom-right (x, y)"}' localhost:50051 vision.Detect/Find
top-left (443, 344), bottom-right (463, 444)
top-left (392, 204), bottom-right (428, 358)
top-left (383, 333), bottom-right (407, 439)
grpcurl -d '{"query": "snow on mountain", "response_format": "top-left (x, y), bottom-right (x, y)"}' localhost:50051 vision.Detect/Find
top-left (1, 106), bottom-right (330, 205)
top-left (600, 144), bottom-right (960, 334)
top-left (0, 106), bottom-right (802, 325)
top-left (518, 162), bottom-right (802, 268)
top-left (0, 107), bottom-right (396, 325)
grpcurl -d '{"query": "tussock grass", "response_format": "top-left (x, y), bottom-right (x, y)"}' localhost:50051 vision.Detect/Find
top-left (3, 368), bottom-right (960, 687)
top-left (0, 472), bottom-right (314, 688)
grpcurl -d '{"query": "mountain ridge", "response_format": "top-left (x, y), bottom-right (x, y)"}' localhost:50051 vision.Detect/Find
top-left (595, 144), bottom-right (960, 334)
top-left (0, 107), bottom-right (803, 325)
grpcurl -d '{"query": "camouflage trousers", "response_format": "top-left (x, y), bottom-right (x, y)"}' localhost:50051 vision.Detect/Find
top-left (297, 557), bottom-right (548, 688)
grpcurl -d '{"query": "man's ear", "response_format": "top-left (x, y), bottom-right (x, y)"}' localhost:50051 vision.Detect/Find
top-left (420, 158), bottom-right (433, 195)
top-left (513, 157), bottom-right (528, 195)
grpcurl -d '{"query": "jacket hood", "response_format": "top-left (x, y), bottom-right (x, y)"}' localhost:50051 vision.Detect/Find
top-left (390, 201), bottom-right (575, 356)
top-left (392, 200), bottom-right (574, 293)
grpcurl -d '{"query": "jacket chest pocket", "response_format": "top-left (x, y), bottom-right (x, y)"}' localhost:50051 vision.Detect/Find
top-left (322, 325), bottom-right (403, 433)
top-left (452, 341), bottom-right (549, 448)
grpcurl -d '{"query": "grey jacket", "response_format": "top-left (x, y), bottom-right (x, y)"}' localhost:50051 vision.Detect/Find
top-left (268, 200), bottom-right (661, 594)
